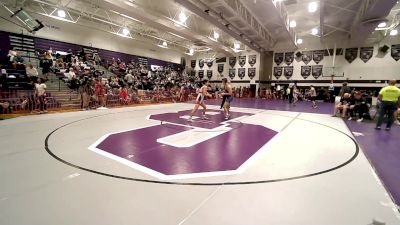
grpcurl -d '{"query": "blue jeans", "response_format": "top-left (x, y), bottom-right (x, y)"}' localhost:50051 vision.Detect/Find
top-left (376, 101), bottom-right (397, 128)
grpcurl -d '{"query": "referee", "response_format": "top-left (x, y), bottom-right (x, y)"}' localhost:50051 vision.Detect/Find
top-left (375, 80), bottom-right (400, 130)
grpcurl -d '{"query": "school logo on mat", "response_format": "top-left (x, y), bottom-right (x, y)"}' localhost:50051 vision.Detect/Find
top-left (89, 110), bottom-right (278, 180)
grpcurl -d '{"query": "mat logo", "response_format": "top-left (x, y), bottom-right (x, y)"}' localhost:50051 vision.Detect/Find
top-left (89, 110), bottom-right (277, 180)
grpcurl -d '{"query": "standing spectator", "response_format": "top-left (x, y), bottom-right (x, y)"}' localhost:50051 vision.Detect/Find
top-left (35, 78), bottom-right (47, 114)
top-left (375, 80), bottom-right (400, 130)
top-left (41, 51), bottom-right (52, 81)
top-left (310, 85), bottom-right (317, 108)
top-left (339, 82), bottom-right (351, 97)
top-left (95, 78), bottom-right (106, 108)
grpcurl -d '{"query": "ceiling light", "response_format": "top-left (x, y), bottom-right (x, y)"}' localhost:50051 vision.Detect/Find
top-left (213, 31), bottom-right (219, 40)
top-left (378, 22), bottom-right (387, 28)
top-left (189, 48), bottom-right (194, 54)
top-left (390, 29), bottom-right (398, 36)
top-left (311, 28), bottom-right (318, 35)
top-left (122, 27), bottom-right (129, 36)
top-left (308, 2), bottom-right (318, 13)
top-left (289, 20), bottom-right (296, 28)
top-left (178, 11), bottom-right (187, 23)
top-left (162, 41), bottom-right (167, 47)
top-left (57, 9), bottom-right (66, 18)
top-left (296, 38), bottom-right (303, 44)
top-left (234, 43), bottom-right (240, 49)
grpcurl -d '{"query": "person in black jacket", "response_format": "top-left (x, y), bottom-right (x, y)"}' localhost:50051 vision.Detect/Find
top-left (347, 91), bottom-right (369, 122)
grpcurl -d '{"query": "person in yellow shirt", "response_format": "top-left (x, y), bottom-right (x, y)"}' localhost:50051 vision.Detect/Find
top-left (375, 80), bottom-right (400, 130)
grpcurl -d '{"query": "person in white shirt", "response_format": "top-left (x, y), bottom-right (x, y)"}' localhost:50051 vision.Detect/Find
top-left (26, 63), bottom-right (39, 83)
top-left (35, 78), bottom-right (47, 113)
top-left (310, 85), bottom-right (318, 108)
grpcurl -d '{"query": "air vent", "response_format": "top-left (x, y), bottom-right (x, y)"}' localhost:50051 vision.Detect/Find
top-left (283, 0), bottom-right (298, 6)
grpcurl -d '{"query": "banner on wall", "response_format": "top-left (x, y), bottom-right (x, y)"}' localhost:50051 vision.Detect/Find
top-left (312, 65), bottom-right (323, 79)
top-left (302, 51), bottom-right (312, 65)
top-left (284, 66), bottom-right (293, 79)
top-left (199, 59), bottom-right (204, 68)
top-left (207, 70), bottom-right (213, 79)
top-left (198, 70), bottom-right (204, 79)
top-left (229, 68), bottom-right (236, 79)
top-left (274, 53), bottom-right (284, 66)
top-left (238, 68), bottom-right (246, 79)
top-left (301, 66), bottom-right (311, 79)
top-left (190, 70), bottom-right (196, 77)
top-left (239, 56), bottom-right (246, 67)
top-left (360, 47), bottom-right (373, 63)
top-left (206, 59), bottom-right (213, 68)
top-left (273, 67), bottom-right (283, 79)
top-left (391, 44), bottom-right (400, 61)
top-left (248, 55), bottom-right (256, 67)
top-left (312, 50), bottom-right (324, 64)
top-left (345, 48), bottom-right (358, 63)
top-left (284, 52), bottom-right (294, 65)
top-left (190, 60), bottom-right (196, 68)
top-left (248, 68), bottom-right (256, 79)
top-left (217, 64), bottom-right (224, 74)
top-left (229, 57), bottom-right (237, 67)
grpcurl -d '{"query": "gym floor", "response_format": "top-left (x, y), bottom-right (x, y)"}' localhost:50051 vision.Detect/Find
top-left (0, 101), bottom-right (399, 225)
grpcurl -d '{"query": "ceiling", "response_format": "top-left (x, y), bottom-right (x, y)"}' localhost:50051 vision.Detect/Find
top-left (1, 0), bottom-right (399, 55)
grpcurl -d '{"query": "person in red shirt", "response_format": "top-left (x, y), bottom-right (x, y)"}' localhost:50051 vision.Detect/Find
top-left (95, 78), bottom-right (106, 108)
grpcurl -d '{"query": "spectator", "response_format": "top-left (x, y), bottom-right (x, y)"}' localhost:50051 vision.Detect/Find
top-left (35, 78), bottom-right (47, 114)
top-left (375, 80), bottom-right (400, 130)
top-left (26, 63), bottom-right (39, 83)
top-left (347, 91), bottom-right (369, 122)
top-left (334, 93), bottom-right (351, 117)
top-left (339, 82), bottom-right (351, 97)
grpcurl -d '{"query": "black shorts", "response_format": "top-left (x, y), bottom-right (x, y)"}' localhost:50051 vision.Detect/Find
top-left (310, 96), bottom-right (316, 101)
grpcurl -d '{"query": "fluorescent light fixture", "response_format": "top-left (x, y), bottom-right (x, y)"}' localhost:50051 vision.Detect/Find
top-left (178, 11), bottom-right (187, 23)
top-left (378, 22), bottom-right (387, 28)
top-left (390, 29), bottom-right (398, 36)
top-left (57, 9), bottom-right (66, 18)
top-left (289, 20), bottom-right (296, 28)
top-left (308, 2), bottom-right (318, 13)
top-left (311, 28), bottom-right (318, 35)
top-left (185, 48), bottom-right (195, 56)
top-left (231, 42), bottom-right (243, 53)
top-left (157, 41), bottom-right (168, 48)
top-left (122, 27), bottom-right (129, 36)
top-left (296, 38), bottom-right (303, 44)
top-left (234, 43), bottom-right (240, 49)
top-left (213, 31), bottom-right (219, 40)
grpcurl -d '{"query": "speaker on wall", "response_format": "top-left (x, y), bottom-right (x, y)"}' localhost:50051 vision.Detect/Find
top-left (379, 45), bottom-right (389, 53)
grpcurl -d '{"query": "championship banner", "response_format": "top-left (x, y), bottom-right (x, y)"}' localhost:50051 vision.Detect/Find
top-left (360, 47), bottom-right (373, 63)
top-left (248, 55), bottom-right (256, 67)
top-left (198, 70), bottom-right (204, 79)
top-left (248, 68), bottom-right (256, 79)
top-left (229, 57), bottom-right (237, 67)
top-left (312, 50), bottom-right (324, 64)
top-left (207, 70), bottom-right (213, 79)
top-left (229, 68), bottom-right (236, 79)
top-left (312, 65), bottom-right (323, 79)
top-left (345, 48), bottom-right (358, 63)
top-left (273, 67), bottom-right (282, 79)
top-left (284, 52), bottom-right (294, 65)
top-left (239, 56), bottom-right (246, 67)
top-left (301, 66), bottom-right (311, 79)
top-left (302, 51), bottom-right (312, 65)
top-left (190, 60), bottom-right (196, 68)
top-left (391, 44), bottom-right (400, 61)
top-left (199, 59), bottom-right (204, 68)
top-left (274, 53), bottom-right (284, 66)
top-left (217, 64), bottom-right (224, 74)
top-left (284, 66), bottom-right (293, 79)
top-left (190, 70), bottom-right (196, 77)
top-left (238, 68), bottom-right (246, 79)
top-left (206, 59), bottom-right (213, 68)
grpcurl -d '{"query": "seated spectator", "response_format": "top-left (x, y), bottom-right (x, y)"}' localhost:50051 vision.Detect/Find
top-left (26, 63), bottom-right (39, 83)
top-left (347, 91), bottom-right (370, 122)
top-left (334, 93), bottom-right (351, 117)
top-left (7, 47), bottom-right (18, 63)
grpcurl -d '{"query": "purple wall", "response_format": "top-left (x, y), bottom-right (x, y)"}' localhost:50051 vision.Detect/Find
top-left (0, 31), bottom-right (10, 58)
